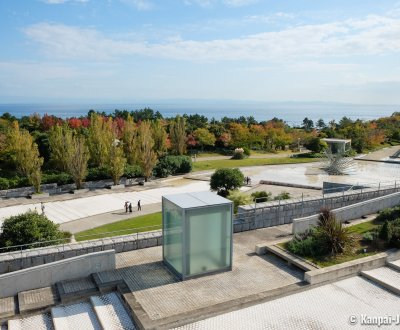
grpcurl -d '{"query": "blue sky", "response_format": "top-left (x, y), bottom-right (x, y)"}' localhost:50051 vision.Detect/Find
top-left (0, 0), bottom-right (400, 104)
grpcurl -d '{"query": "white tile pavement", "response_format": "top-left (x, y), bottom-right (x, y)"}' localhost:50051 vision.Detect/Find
top-left (0, 181), bottom-right (210, 226)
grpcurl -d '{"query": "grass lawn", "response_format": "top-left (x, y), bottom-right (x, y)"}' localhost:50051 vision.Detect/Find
top-left (280, 219), bottom-right (384, 268)
top-left (75, 212), bottom-right (162, 241)
top-left (192, 157), bottom-right (319, 171)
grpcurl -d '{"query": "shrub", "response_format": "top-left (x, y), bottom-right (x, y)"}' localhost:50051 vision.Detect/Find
top-left (287, 235), bottom-right (322, 257)
top-left (0, 177), bottom-right (9, 190)
top-left (0, 211), bottom-right (71, 250)
top-left (231, 152), bottom-right (245, 160)
top-left (227, 190), bottom-right (252, 213)
top-left (379, 221), bottom-right (392, 242)
top-left (376, 206), bottom-right (400, 223)
top-left (86, 167), bottom-right (111, 181)
top-left (274, 191), bottom-right (291, 200)
top-left (124, 164), bottom-right (142, 178)
top-left (251, 191), bottom-right (271, 203)
top-left (242, 147), bottom-right (251, 156)
top-left (42, 172), bottom-right (73, 185)
top-left (362, 231), bottom-right (375, 242)
top-left (153, 155), bottom-right (192, 178)
top-left (210, 168), bottom-right (244, 197)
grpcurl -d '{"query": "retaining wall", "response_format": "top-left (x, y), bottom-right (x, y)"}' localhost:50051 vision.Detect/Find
top-left (292, 191), bottom-right (400, 234)
top-left (234, 186), bottom-right (400, 233)
top-left (0, 250), bottom-right (116, 298)
top-left (0, 231), bottom-right (162, 275)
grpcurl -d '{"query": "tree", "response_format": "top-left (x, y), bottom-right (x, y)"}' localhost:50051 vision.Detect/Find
top-left (107, 140), bottom-right (126, 185)
top-left (121, 115), bottom-right (137, 165)
top-left (304, 137), bottom-right (328, 153)
top-left (316, 119), bottom-right (326, 130)
top-left (67, 135), bottom-right (90, 189)
top-left (136, 121), bottom-right (157, 181)
top-left (151, 119), bottom-right (168, 156)
top-left (210, 168), bottom-right (244, 197)
top-left (170, 116), bottom-right (187, 155)
top-left (48, 124), bottom-right (72, 172)
top-left (8, 121), bottom-right (43, 193)
top-left (194, 128), bottom-right (216, 150)
top-left (0, 211), bottom-right (70, 250)
top-left (302, 117), bottom-right (314, 131)
top-left (87, 114), bottom-right (113, 167)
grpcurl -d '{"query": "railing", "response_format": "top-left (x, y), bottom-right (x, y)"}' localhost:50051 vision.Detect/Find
top-left (234, 180), bottom-right (400, 224)
top-left (0, 224), bottom-right (162, 255)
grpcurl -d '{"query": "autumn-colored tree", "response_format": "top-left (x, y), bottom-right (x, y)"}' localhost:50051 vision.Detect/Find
top-left (151, 119), bottom-right (168, 156)
top-left (121, 115), bottom-right (137, 165)
top-left (107, 140), bottom-right (126, 185)
top-left (67, 135), bottom-right (90, 189)
top-left (136, 121), bottom-right (157, 181)
top-left (8, 121), bottom-right (43, 193)
top-left (169, 116), bottom-right (187, 155)
top-left (194, 128), bottom-right (216, 150)
top-left (228, 123), bottom-right (250, 148)
top-left (87, 114), bottom-right (114, 167)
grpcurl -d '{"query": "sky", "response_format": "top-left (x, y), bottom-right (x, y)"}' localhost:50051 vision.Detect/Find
top-left (0, 0), bottom-right (400, 104)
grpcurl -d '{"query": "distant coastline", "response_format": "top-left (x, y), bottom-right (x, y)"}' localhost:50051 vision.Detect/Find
top-left (0, 101), bottom-right (397, 125)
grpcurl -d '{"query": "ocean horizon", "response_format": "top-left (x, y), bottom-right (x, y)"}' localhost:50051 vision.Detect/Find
top-left (0, 101), bottom-right (397, 125)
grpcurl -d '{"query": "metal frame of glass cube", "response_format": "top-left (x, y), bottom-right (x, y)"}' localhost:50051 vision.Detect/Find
top-left (162, 191), bottom-right (233, 280)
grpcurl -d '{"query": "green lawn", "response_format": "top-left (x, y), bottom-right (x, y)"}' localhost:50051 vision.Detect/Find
top-left (192, 157), bottom-right (319, 171)
top-left (75, 212), bottom-right (162, 241)
top-left (347, 220), bottom-right (381, 235)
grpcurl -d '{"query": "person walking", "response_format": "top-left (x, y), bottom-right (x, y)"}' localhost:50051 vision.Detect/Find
top-left (137, 200), bottom-right (141, 211)
top-left (124, 201), bottom-right (129, 213)
top-left (41, 202), bottom-right (45, 214)
top-left (129, 203), bottom-right (133, 213)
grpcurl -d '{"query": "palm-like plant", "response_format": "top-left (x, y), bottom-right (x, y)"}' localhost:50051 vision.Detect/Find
top-left (316, 208), bottom-right (356, 255)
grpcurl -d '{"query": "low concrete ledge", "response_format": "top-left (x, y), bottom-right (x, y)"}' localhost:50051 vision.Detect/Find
top-left (0, 250), bottom-right (115, 298)
top-left (304, 253), bottom-right (388, 285)
top-left (29, 192), bottom-right (50, 199)
top-left (70, 188), bottom-right (89, 194)
top-left (256, 243), bottom-right (318, 272)
top-left (108, 184), bottom-right (125, 190)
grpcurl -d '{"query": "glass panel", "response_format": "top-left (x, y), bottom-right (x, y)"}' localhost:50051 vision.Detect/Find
top-left (163, 199), bottom-right (183, 274)
top-left (185, 204), bottom-right (232, 276)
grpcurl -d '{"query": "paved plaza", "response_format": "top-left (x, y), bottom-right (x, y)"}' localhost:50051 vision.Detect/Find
top-left (100, 225), bottom-right (302, 327)
top-left (175, 276), bottom-right (400, 330)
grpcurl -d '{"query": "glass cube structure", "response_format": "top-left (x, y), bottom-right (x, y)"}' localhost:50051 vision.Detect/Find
top-left (162, 191), bottom-right (233, 280)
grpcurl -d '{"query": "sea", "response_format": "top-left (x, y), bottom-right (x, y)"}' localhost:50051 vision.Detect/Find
top-left (0, 101), bottom-right (397, 126)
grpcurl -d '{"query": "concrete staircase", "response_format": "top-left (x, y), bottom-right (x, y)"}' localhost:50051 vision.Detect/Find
top-left (0, 272), bottom-right (136, 330)
top-left (6, 292), bottom-right (135, 330)
top-left (361, 261), bottom-right (400, 295)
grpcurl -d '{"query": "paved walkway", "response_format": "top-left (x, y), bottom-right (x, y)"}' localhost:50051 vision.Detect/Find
top-left (356, 145), bottom-right (400, 161)
top-left (194, 151), bottom-right (307, 162)
top-left (60, 202), bottom-right (162, 233)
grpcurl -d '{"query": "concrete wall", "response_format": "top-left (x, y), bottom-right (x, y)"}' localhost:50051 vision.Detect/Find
top-left (0, 231), bottom-right (162, 275)
top-left (292, 191), bottom-right (400, 234)
top-left (234, 185), bottom-right (400, 233)
top-left (0, 250), bottom-right (115, 298)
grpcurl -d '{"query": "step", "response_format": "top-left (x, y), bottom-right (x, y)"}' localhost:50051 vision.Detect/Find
top-left (387, 259), bottom-right (400, 271)
top-left (0, 297), bottom-right (17, 320)
top-left (56, 276), bottom-right (98, 304)
top-left (8, 312), bottom-right (53, 330)
top-left (18, 286), bottom-right (58, 314)
top-left (51, 301), bottom-right (101, 330)
top-left (90, 292), bottom-right (136, 330)
top-left (361, 266), bottom-right (400, 295)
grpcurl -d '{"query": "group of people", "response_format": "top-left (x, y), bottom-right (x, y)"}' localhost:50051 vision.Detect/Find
top-left (124, 200), bottom-right (141, 213)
